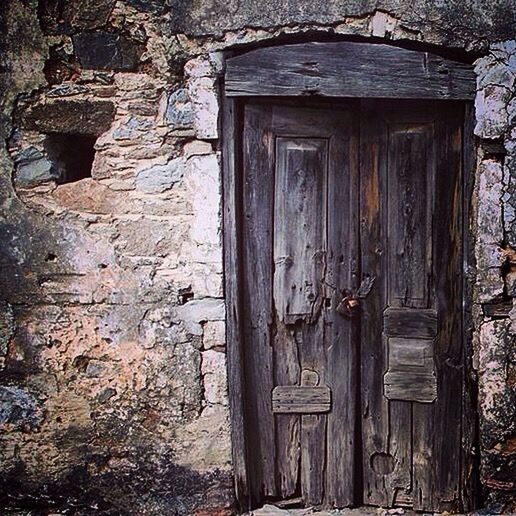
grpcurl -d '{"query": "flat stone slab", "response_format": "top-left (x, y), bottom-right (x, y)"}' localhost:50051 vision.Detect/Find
top-left (248, 504), bottom-right (459, 516)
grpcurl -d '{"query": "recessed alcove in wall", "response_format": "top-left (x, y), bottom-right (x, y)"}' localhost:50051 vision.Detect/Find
top-left (45, 133), bottom-right (97, 184)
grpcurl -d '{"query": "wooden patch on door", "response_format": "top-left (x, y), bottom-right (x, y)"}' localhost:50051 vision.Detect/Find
top-left (383, 338), bottom-right (437, 403)
top-left (383, 307), bottom-right (437, 338)
top-left (272, 386), bottom-right (331, 413)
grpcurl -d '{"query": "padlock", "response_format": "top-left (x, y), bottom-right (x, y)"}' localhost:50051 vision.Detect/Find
top-left (336, 295), bottom-right (360, 318)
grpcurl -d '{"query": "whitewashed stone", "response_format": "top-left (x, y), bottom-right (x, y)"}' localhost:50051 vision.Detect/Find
top-left (475, 54), bottom-right (516, 90)
top-left (184, 56), bottom-right (214, 79)
top-left (475, 159), bottom-right (505, 302)
top-left (203, 320), bottom-right (225, 349)
top-left (183, 139), bottom-right (212, 158)
top-left (476, 160), bottom-right (504, 243)
top-left (475, 85), bottom-right (511, 139)
top-left (176, 298), bottom-right (225, 335)
top-left (184, 154), bottom-right (221, 247)
top-left (189, 266), bottom-right (223, 298)
top-left (202, 349), bottom-right (228, 405)
top-left (173, 404), bottom-right (231, 471)
top-left (189, 77), bottom-right (218, 139)
top-left (478, 319), bottom-right (512, 421)
top-left (135, 157), bottom-right (185, 193)
top-left (185, 58), bottom-right (219, 139)
top-left (476, 244), bottom-right (505, 270)
top-left (369, 10), bottom-right (397, 38)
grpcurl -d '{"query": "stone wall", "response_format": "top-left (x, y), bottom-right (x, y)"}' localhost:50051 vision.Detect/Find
top-left (0, 0), bottom-right (514, 514)
top-left (473, 41), bottom-right (516, 512)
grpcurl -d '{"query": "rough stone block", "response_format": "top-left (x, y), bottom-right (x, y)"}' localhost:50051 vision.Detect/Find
top-left (176, 299), bottom-right (225, 335)
top-left (185, 58), bottom-right (218, 139)
top-left (475, 268), bottom-right (504, 303)
top-left (506, 269), bottom-right (516, 298)
top-left (477, 159), bottom-right (504, 243)
top-left (184, 154), bottom-right (221, 247)
top-left (73, 31), bottom-right (142, 71)
top-left (39, 0), bottom-right (116, 33)
top-left (85, 359), bottom-right (110, 378)
top-left (114, 218), bottom-right (186, 257)
top-left (475, 53), bottom-right (516, 90)
top-left (0, 303), bottom-right (13, 366)
top-left (202, 349), bottom-right (228, 405)
top-left (47, 84), bottom-right (90, 97)
top-left (477, 317), bottom-right (516, 497)
top-left (202, 321), bottom-right (225, 350)
top-left (475, 85), bottom-right (511, 139)
top-left (0, 387), bottom-right (42, 431)
top-left (165, 89), bottom-right (194, 129)
top-left (17, 100), bottom-right (115, 135)
top-left (174, 404), bottom-right (231, 471)
top-left (183, 140), bottom-right (213, 158)
top-left (125, 0), bottom-right (167, 13)
top-left (476, 244), bottom-right (505, 270)
top-left (135, 158), bottom-right (185, 193)
top-left (14, 148), bottom-right (57, 187)
top-left (52, 179), bottom-right (131, 214)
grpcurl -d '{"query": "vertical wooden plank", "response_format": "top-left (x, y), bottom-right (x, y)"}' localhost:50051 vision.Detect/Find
top-left (221, 96), bottom-right (249, 508)
top-left (360, 100), bottom-right (391, 507)
top-left (242, 103), bottom-right (276, 501)
top-left (384, 117), bottom-right (435, 507)
top-left (387, 125), bottom-right (431, 309)
top-left (388, 402), bottom-right (413, 506)
top-left (273, 324), bottom-right (301, 498)
top-left (272, 122), bottom-right (328, 505)
top-left (412, 106), bottom-right (463, 512)
top-left (274, 137), bottom-right (327, 324)
top-left (325, 107), bottom-right (358, 507)
top-left (362, 101), bottom-right (466, 512)
top-left (300, 323), bottom-right (327, 506)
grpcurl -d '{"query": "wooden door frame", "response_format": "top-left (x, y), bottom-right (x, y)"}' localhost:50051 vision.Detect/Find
top-left (220, 40), bottom-right (478, 512)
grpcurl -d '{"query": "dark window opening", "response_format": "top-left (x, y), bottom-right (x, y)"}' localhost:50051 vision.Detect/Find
top-left (45, 133), bottom-right (97, 184)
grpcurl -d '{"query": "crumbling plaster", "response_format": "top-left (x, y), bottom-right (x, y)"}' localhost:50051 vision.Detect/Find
top-left (0, 0), bottom-right (515, 514)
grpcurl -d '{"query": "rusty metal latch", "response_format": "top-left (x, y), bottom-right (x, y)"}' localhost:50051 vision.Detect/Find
top-left (356, 275), bottom-right (375, 298)
top-left (336, 295), bottom-right (360, 318)
top-left (336, 276), bottom-right (376, 318)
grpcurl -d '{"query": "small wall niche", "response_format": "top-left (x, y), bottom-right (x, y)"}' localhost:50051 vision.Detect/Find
top-left (45, 133), bottom-right (97, 184)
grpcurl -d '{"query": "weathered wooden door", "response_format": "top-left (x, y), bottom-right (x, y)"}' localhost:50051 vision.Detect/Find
top-left (236, 98), bottom-right (466, 512)
top-left (240, 101), bottom-right (359, 508)
top-left (359, 100), bottom-right (465, 513)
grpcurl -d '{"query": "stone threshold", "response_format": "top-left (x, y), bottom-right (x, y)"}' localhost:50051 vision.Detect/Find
top-left (247, 503), bottom-right (480, 515)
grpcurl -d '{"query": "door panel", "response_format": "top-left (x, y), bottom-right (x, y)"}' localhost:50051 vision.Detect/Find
top-left (242, 103), bottom-right (276, 502)
top-left (240, 99), bottom-right (465, 511)
top-left (241, 102), bottom-right (358, 507)
top-left (360, 100), bottom-right (464, 512)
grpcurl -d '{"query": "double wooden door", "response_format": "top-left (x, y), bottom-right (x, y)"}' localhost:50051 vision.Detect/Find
top-left (238, 99), bottom-right (466, 512)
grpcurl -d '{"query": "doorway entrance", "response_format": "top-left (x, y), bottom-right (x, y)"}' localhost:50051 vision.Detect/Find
top-left (222, 41), bottom-right (476, 513)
